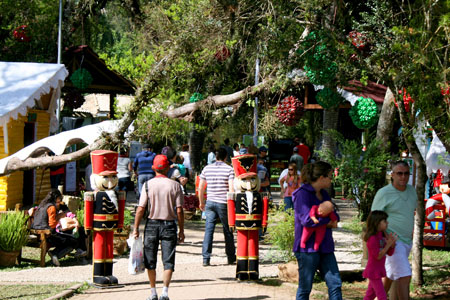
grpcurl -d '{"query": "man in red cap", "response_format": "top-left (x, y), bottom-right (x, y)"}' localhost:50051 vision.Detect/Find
top-left (84, 150), bottom-right (126, 286)
top-left (133, 154), bottom-right (185, 300)
top-left (228, 154), bottom-right (269, 280)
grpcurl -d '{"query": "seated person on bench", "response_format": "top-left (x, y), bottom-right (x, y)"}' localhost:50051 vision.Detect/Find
top-left (31, 189), bottom-right (86, 266)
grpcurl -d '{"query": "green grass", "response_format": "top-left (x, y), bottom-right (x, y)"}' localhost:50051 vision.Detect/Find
top-left (340, 215), bottom-right (363, 235)
top-left (0, 282), bottom-right (88, 300)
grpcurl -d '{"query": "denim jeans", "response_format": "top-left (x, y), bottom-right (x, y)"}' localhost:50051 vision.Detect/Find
top-left (137, 174), bottom-right (155, 199)
top-left (143, 219), bottom-right (177, 270)
top-left (284, 196), bottom-right (293, 210)
top-left (202, 201), bottom-right (235, 261)
top-left (295, 251), bottom-right (342, 300)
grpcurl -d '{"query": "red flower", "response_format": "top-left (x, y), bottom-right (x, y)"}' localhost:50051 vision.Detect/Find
top-left (395, 88), bottom-right (414, 112)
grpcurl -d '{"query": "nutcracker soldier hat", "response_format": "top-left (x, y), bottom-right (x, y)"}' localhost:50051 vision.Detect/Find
top-left (91, 150), bottom-right (118, 176)
top-left (232, 154), bottom-right (257, 179)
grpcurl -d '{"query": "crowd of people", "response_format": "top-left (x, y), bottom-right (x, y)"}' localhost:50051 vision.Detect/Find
top-left (32, 137), bottom-right (418, 300)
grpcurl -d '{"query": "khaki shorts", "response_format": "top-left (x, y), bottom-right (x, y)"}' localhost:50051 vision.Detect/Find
top-left (385, 240), bottom-right (412, 280)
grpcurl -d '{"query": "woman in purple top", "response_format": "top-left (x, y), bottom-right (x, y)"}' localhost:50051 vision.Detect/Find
top-left (292, 161), bottom-right (342, 300)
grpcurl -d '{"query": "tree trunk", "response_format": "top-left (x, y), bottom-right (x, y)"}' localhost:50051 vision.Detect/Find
top-left (395, 88), bottom-right (426, 286)
top-left (376, 87), bottom-right (396, 145)
top-left (372, 87), bottom-right (396, 211)
top-left (189, 127), bottom-right (205, 175)
top-left (411, 159), bottom-right (427, 286)
top-left (322, 106), bottom-right (339, 154)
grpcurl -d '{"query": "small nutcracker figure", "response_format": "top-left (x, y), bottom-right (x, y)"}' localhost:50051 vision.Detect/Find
top-left (228, 154), bottom-right (269, 280)
top-left (84, 150), bottom-right (126, 286)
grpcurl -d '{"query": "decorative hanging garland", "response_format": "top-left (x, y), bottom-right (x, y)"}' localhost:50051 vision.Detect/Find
top-left (316, 87), bottom-right (344, 109)
top-left (64, 90), bottom-right (85, 109)
top-left (349, 97), bottom-right (378, 129)
top-left (348, 31), bottom-right (367, 50)
top-left (275, 96), bottom-right (304, 126)
top-left (13, 25), bottom-right (31, 42)
top-left (189, 92), bottom-right (204, 103)
top-left (70, 68), bottom-right (93, 90)
top-left (396, 88), bottom-right (414, 112)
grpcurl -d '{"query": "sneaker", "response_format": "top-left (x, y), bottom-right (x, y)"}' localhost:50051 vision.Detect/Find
top-left (159, 296), bottom-right (170, 300)
top-left (51, 254), bottom-right (60, 266)
top-left (74, 249), bottom-right (87, 258)
top-left (146, 295), bottom-right (158, 300)
top-left (202, 259), bottom-right (210, 267)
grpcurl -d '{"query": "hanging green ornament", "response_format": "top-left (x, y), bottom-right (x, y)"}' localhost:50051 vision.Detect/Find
top-left (305, 62), bottom-right (338, 85)
top-left (316, 87), bottom-right (344, 109)
top-left (299, 31), bottom-right (338, 85)
top-left (349, 97), bottom-right (378, 129)
top-left (189, 92), bottom-right (204, 103)
top-left (70, 68), bottom-right (93, 90)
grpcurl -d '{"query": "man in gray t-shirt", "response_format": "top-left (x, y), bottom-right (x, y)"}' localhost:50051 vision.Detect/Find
top-left (133, 155), bottom-right (184, 300)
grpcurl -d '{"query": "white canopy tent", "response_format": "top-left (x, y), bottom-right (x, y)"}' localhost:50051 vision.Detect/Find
top-left (0, 120), bottom-right (126, 174)
top-left (0, 61), bottom-right (68, 153)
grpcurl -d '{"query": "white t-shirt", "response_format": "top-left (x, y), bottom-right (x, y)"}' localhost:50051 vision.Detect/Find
top-left (117, 157), bottom-right (131, 178)
top-left (179, 151), bottom-right (191, 171)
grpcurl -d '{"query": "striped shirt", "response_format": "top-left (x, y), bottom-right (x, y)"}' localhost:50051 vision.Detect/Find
top-left (199, 161), bottom-right (234, 204)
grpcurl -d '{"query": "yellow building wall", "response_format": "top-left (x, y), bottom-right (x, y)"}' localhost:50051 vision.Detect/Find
top-left (0, 109), bottom-right (51, 211)
top-left (31, 110), bottom-right (51, 204)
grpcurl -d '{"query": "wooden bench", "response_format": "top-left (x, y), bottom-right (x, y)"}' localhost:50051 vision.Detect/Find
top-left (18, 214), bottom-right (52, 267)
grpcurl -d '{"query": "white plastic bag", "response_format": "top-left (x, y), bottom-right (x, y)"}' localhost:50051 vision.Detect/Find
top-left (127, 236), bottom-right (145, 275)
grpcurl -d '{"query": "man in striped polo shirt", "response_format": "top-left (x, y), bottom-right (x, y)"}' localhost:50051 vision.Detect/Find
top-left (198, 147), bottom-right (236, 266)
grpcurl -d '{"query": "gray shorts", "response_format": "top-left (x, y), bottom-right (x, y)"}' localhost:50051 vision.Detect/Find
top-left (143, 219), bottom-right (177, 271)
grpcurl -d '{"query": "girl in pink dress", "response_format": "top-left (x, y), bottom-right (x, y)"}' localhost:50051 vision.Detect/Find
top-left (362, 210), bottom-right (398, 300)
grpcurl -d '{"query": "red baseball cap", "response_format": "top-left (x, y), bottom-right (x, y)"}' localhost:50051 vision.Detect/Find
top-left (153, 154), bottom-right (169, 170)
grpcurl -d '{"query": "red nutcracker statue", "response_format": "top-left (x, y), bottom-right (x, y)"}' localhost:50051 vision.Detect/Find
top-left (84, 150), bottom-right (126, 286)
top-left (228, 154), bottom-right (269, 280)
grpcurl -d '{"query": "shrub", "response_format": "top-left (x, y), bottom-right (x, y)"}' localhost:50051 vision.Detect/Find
top-left (0, 211), bottom-right (29, 252)
top-left (265, 208), bottom-right (295, 262)
top-left (318, 130), bottom-right (390, 221)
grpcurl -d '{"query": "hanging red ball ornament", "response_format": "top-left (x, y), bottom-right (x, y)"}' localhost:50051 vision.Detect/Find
top-left (214, 45), bottom-right (231, 62)
top-left (275, 96), bottom-right (304, 126)
top-left (64, 90), bottom-right (85, 109)
top-left (13, 25), bottom-right (31, 42)
top-left (395, 88), bottom-right (414, 112)
top-left (348, 31), bottom-right (366, 50)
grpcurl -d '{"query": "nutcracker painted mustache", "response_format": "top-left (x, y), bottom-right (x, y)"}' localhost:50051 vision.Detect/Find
top-left (228, 154), bottom-right (269, 280)
top-left (84, 150), bottom-right (126, 287)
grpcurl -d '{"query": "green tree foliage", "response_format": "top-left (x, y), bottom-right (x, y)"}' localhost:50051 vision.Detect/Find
top-left (317, 130), bottom-right (390, 221)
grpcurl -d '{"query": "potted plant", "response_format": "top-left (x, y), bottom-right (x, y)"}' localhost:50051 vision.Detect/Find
top-left (0, 211), bottom-right (29, 266)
